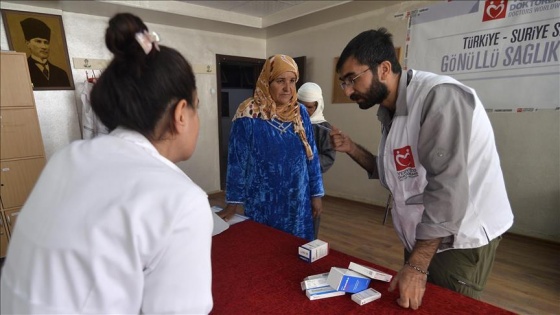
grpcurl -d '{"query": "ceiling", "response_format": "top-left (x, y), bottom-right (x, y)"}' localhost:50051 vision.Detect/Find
top-left (180, 1), bottom-right (349, 20)
top-left (104, 0), bottom-right (356, 29)
top-left (1, 0), bottom-right (395, 38)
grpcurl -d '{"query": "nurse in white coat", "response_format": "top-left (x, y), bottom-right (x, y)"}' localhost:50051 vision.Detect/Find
top-left (0, 13), bottom-right (214, 314)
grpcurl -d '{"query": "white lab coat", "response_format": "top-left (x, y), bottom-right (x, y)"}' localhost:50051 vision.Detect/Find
top-left (80, 80), bottom-right (109, 139)
top-left (0, 128), bottom-right (214, 314)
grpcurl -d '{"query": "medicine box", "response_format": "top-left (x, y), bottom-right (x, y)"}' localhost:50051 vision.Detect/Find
top-left (298, 239), bottom-right (329, 263)
top-left (326, 267), bottom-right (371, 293)
top-left (301, 273), bottom-right (329, 290)
top-left (348, 262), bottom-right (393, 282)
top-left (351, 288), bottom-right (382, 305)
top-left (304, 272), bottom-right (329, 280)
top-left (305, 286), bottom-right (346, 300)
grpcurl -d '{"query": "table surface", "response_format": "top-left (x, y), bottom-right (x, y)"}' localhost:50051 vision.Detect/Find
top-left (210, 220), bottom-right (514, 315)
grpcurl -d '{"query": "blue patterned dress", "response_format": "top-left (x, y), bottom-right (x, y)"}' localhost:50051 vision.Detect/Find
top-left (226, 104), bottom-right (324, 240)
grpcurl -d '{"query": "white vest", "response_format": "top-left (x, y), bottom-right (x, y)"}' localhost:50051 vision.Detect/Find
top-left (380, 70), bottom-right (513, 252)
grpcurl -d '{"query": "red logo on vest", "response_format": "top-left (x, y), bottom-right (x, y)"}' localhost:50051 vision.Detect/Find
top-left (482, 0), bottom-right (508, 22)
top-left (393, 146), bottom-right (415, 171)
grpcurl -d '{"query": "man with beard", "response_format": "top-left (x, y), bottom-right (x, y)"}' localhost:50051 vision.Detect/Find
top-left (331, 28), bottom-right (513, 310)
top-left (20, 18), bottom-right (71, 88)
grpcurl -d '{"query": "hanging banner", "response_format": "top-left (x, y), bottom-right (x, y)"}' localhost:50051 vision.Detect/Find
top-left (406, 0), bottom-right (560, 110)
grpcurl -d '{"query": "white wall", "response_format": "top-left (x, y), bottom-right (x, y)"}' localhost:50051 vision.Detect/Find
top-left (266, 1), bottom-right (560, 242)
top-left (0, 1), bottom-right (266, 194)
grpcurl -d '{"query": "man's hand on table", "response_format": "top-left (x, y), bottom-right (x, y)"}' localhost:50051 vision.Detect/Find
top-left (389, 265), bottom-right (428, 310)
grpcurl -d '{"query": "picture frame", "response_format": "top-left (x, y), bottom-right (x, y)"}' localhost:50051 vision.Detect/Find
top-left (1, 9), bottom-right (74, 90)
top-left (332, 57), bottom-right (353, 104)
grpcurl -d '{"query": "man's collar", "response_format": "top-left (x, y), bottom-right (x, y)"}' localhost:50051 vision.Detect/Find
top-left (394, 70), bottom-right (410, 116)
top-left (30, 55), bottom-right (47, 65)
top-left (377, 69), bottom-right (411, 126)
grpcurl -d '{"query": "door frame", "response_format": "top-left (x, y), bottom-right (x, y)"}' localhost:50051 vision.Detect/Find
top-left (216, 54), bottom-right (265, 190)
top-left (215, 54), bottom-right (306, 191)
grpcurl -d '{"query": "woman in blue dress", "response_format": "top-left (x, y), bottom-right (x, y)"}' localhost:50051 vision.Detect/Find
top-left (217, 54), bottom-right (324, 240)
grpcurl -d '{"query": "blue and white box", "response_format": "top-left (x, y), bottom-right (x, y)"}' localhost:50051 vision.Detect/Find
top-left (304, 272), bottom-right (330, 280)
top-left (305, 286), bottom-right (346, 300)
top-left (326, 267), bottom-right (371, 293)
top-left (301, 273), bottom-right (329, 290)
top-left (298, 239), bottom-right (329, 262)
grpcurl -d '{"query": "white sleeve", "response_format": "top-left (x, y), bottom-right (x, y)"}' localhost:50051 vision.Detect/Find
top-left (80, 81), bottom-right (95, 140)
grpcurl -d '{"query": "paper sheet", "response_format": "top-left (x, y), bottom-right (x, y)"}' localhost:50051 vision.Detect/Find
top-left (211, 206), bottom-right (249, 226)
top-left (212, 212), bottom-right (229, 236)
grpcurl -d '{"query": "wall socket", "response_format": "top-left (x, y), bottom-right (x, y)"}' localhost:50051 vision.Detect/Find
top-left (193, 64), bottom-right (215, 74)
top-left (72, 58), bottom-right (109, 70)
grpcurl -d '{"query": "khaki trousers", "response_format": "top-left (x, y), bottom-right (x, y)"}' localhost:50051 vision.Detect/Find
top-left (405, 236), bottom-right (502, 299)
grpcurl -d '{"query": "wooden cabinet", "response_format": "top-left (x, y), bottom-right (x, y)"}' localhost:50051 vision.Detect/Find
top-left (0, 51), bottom-right (46, 257)
top-left (0, 158), bottom-right (45, 209)
top-left (3, 208), bottom-right (21, 236)
top-left (0, 212), bottom-right (9, 258)
top-left (1, 108), bottom-right (46, 158)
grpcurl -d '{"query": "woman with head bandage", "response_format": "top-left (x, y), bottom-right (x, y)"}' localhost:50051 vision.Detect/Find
top-left (297, 82), bottom-right (336, 239)
top-left (298, 82), bottom-right (337, 174)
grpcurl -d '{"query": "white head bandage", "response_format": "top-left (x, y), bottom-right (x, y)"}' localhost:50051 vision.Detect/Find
top-left (298, 82), bottom-right (326, 124)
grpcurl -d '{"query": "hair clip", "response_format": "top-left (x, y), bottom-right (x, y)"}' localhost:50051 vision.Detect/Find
top-left (135, 30), bottom-right (161, 55)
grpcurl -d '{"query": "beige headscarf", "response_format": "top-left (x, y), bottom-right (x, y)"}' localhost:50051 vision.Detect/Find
top-left (233, 54), bottom-right (313, 159)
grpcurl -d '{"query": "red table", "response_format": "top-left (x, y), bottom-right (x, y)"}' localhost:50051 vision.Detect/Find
top-left (210, 220), bottom-right (514, 315)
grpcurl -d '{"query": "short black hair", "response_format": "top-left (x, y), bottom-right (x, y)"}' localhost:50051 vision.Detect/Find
top-left (336, 28), bottom-right (401, 75)
top-left (91, 13), bottom-right (197, 140)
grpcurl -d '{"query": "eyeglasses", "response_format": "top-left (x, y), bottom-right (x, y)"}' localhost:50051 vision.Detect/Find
top-left (340, 68), bottom-right (370, 90)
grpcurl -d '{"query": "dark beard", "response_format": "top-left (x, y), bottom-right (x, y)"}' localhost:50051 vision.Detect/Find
top-left (350, 78), bottom-right (389, 110)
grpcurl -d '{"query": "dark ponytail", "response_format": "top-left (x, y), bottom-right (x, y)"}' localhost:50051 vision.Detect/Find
top-left (91, 13), bottom-right (197, 140)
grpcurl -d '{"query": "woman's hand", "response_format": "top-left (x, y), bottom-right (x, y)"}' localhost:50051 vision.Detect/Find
top-left (217, 204), bottom-right (239, 221)
top-left (311, 197), bottom-right (323, 218)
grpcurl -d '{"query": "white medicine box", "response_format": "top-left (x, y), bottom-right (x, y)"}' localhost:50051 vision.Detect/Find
top-left (298, 239), bottom-right (329, 262)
